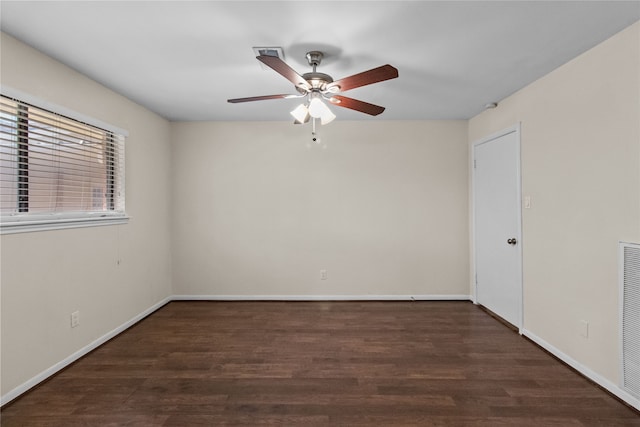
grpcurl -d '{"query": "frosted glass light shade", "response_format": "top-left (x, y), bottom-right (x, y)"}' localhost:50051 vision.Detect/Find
top-left (290, 104), bottom-right (309, 123)
top-left (308, 97), bottom-right (335, 125)
top-left (308, 97), bottom-right (325, 118)
top-left (320, 109), bottom-right (336, 125)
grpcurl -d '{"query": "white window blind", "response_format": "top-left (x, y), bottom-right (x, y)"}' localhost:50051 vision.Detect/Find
top-left (0, 95), bottom-right (126, 233)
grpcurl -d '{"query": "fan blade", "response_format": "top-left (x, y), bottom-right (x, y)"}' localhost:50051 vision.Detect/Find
top-left (227, 94), bottom-right (300, 103)
top-left (327, 64), bottom-right (398, 92)
top-left (257, 55), bottom-right (311, 90)
top-left (328, 95), bottom-right (386, 116)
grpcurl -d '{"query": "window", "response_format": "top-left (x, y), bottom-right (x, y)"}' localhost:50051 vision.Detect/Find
top-left (0, 95), bottom-right (127, 233)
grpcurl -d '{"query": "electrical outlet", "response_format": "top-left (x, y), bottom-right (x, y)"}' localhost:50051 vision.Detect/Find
top-left (320, 269), bottom-right (327, 280)
top-left (71, 311), bottom-right (80, 328)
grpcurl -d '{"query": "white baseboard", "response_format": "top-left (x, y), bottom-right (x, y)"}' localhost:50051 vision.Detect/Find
top-left (171, 294), bottom-right (472, 301)
top-left (0, 296), bottom-right (172, 406)
top-left (522, 328), bottom-right (640, 411)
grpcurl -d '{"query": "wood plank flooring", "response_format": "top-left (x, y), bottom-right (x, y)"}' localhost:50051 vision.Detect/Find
top-left (2, 301), bottom-right (639, 426)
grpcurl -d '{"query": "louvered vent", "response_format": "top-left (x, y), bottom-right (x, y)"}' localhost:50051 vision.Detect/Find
top-left (622, 242), bottom-right (640, 398)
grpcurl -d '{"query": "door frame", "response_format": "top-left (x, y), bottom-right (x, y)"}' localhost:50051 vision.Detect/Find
top-left (471, 123), bottom-right (524, 332)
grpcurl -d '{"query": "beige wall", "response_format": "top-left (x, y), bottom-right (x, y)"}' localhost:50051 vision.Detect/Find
top-left (171, 120), bottom-right (469, 297)
top-left (0, 33), bottom-right (173, 396)
top-left (469, 22), bottom-right (640, 384)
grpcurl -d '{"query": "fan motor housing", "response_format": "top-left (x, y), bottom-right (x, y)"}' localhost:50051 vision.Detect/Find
top-left (302, 72), bottom-right (333, 90)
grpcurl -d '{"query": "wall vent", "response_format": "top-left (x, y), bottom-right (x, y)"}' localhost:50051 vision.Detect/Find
top-left (621, 242), bottom-right (640, 399)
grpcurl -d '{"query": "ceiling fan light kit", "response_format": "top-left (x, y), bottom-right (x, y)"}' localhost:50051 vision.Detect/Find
top-left (228, 50), bottom-right (398, 138)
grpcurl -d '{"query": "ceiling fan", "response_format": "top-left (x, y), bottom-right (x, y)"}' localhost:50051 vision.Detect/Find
top-left (227, 51), bottom-right (398, 126)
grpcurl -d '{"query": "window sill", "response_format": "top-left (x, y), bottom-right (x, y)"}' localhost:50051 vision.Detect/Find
top-left (0, 215), bottom-right (130, 235)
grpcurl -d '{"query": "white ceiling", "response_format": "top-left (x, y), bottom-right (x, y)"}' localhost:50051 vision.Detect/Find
top-left (1, 1), bottom-right (638, 122)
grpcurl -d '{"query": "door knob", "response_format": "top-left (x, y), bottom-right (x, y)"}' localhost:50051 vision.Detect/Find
top-left (507, 238), bottom-right (517, 245)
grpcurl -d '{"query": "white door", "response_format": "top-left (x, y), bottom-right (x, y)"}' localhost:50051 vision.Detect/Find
top-left (473, 126), bottom-right (522, 329)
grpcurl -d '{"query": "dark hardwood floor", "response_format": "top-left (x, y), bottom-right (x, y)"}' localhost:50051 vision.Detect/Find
top-left (2, 301), bottom-right (639, 426)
